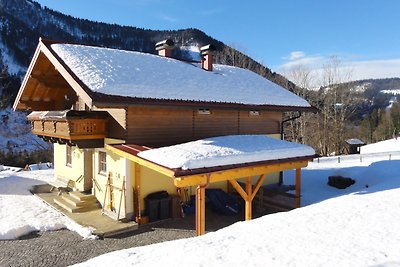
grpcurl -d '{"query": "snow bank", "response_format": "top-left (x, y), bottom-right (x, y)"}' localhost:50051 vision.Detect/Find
top-left (360, 138), bottom-right (400, 154)
top-left (138, 135), bottom-right (315, 170)
top-left (51, 43), bottom-right (311, 107)
top-left (0, 169), bottom-right (96, 240)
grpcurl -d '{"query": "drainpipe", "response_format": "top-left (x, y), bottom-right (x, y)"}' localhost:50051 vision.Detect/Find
top-left (279, 111), bottom-right (302, 185)
top-left (281, 111), bottom-right (302, 140)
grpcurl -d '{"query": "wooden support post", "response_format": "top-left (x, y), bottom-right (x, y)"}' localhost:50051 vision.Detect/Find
top-left (295, 168), bottom-right (301, 208)
top-left (196, 186), bottom-right (206, 236)
top-left (134, 163), bottom-right (142, 223)
top-left (195, 174), bottom-right (210, 236)
top-left (245, 176), bottom-right (252, 221)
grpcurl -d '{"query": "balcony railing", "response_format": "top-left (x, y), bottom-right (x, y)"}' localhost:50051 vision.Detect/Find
top-left (27, 110), bottom-right (108, 148)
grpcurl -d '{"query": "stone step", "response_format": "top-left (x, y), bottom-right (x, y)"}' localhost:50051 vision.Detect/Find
top-left (69, 191), bottom-right (97, 202)
top-left (54, 196), bottom-right (100, 213)
top-left (61, 194), bottom-right (91, 207)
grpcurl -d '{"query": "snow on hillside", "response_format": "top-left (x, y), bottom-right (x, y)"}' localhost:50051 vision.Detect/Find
top-left (360, 138), bottom-right (400, 154)
top-left (180, 45), bottom-right (201, 61)
top-left (353, 82), bottom-right (371, 92)
top-left (0, 42), bottom-right (25, 75)
top-left (74, 152), bottom-right (400, 267)
top-left (0, 167), bottom-right (95, 240)
top-left (0, 108), bottom-right (49, 152)
top-left (381, 89), bottom-right (400, 95)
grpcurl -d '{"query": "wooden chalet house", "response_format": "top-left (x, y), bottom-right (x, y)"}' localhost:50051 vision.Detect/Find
top-left (14, 38), bottom-right (316, 235)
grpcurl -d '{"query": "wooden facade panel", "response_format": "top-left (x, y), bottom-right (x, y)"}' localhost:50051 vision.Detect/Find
top-left (93, 107), bottom-right (126, 140)
top-left (126, 106), bottom-right (193, 147)
top-left (194, 109), bottom-right (238, 139)
top-left (124, 107), bottom-right (282, 147)
top-left (239, 110), bottom-right (281, 134)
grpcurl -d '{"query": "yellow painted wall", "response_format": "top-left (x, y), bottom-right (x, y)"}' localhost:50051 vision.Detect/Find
top-left (93, 149), bottom-right (128, 218)
top-left (54, 143), bottom-right (86, 190)
top-left (138, 164), bottom-right (177, 213)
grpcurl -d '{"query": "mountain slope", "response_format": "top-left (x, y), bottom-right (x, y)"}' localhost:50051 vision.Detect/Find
top-left (0, 0), bottom-right (296, 102)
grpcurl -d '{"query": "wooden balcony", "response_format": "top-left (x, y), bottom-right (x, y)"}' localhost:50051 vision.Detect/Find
top-left (27, 110), bottom-right (108, 148)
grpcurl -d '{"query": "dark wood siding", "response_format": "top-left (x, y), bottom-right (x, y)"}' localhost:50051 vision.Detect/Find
top-left (194, 109), bottom-right (238, 139)
top-left (126, 106), bottom-right (193, 147)
top-left (94, 107), bottom-right (126, 140)
top-left (124, 106), bottom-right (283, 147)
top-left (239, 110), bottom-right (281, 134)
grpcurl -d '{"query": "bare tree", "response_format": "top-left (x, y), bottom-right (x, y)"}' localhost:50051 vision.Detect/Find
top-left (317, 56), bottom-right (357, 155)
top-left (284, 64), bottom-right (315, 144)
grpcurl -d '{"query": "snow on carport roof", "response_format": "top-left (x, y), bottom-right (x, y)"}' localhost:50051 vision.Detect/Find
top-left (50, 43), bottom-right (311, 108)
top-left (137, 135), bottom-right (316, 171)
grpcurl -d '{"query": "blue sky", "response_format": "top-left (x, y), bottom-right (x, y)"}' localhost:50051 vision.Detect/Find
top-left (35, 0), bottom-right (400, 82)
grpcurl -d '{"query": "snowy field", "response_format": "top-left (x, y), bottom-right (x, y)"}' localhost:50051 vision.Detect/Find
top-left (74, 152), bottom-right (400, 267)
top-left (0, 167), bottom-right (95, 240)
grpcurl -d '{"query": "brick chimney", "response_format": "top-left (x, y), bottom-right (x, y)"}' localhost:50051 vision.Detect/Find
top-left (200, 44), bottom-right (216, 71)
top-left (155, 39), bottom-right (174, 58)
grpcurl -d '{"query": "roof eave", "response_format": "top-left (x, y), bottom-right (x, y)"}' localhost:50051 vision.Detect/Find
top-left (39, 38), bottom-right (95, 108)
top-left (172, 154), bottom-right (319, 177)
top-left (92, 94), bottom-right (317, 112)
top-left (13, 41), bottom-right (43, 111)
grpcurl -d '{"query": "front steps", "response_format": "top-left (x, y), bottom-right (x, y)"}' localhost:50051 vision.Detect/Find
top-left (54, 191), bottom-right (100, 213)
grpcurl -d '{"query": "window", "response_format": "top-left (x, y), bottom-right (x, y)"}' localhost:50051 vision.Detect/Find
top-left (66, 145), bottom-right (72, 166)
top-left (249, 110), bottom-right (260, 116)
top-left (99, 151), bottom-right (107, 174)
top-left (197, 108), bottom-right (211, 115)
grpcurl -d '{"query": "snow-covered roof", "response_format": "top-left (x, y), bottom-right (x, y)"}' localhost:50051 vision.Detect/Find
top-left (50, 43), bottom-right (311, 108)
top-left (346, 138), bottom-right (365, 145)
top-left (137, 135), bottom-right (316, 170)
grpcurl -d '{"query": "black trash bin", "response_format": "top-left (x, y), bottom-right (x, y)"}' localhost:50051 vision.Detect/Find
top-left (144, 191), bottom-right (170, 222)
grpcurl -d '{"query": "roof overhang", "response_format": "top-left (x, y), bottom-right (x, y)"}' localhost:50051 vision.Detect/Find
top-left (105, 143), bottom-right (317, 187)
top-left (13, 38), bottom-right (94, 111)
top-left (92, 93), bottom-right (318, 112)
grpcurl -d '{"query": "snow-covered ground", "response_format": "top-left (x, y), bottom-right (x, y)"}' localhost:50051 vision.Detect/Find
top-left (0, 167), bottom-right (95, 240)
top-left (74, 152), bottom-right (400, 267)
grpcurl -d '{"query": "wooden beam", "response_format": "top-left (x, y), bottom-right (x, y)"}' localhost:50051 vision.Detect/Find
top-left (245, 176), bottom-right (252, 221)
top-left (295, 168), bottom-right (301, 208)
top-left (134, 163), bottom-right (142, 223)
top-left (30, 74), bottom-right (70, 88)
top-left (13, 44), bottom-right (43, 111)
top-left (174, 160), bottom-right (309, 187)
top-left (40, 42), bottom-right (94, 108)
top-left (250, 174), bottom-right (266, 201)
top-left (228, 179), bottom-right (248, 201)
top-left (105, 144), bottom-right (176, 178)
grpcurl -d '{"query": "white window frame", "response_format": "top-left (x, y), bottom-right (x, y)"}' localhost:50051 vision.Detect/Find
top-left (98, 151), bottom-right (107, 175)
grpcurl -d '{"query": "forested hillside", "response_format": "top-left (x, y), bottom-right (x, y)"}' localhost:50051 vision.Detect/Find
top-left (0, 0), bottom-right (295, 107)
